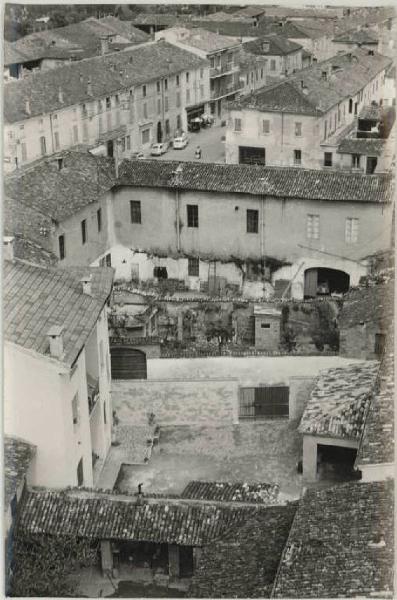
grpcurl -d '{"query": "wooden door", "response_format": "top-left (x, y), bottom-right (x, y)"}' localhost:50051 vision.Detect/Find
top-left (110, 347), bottom-right (147, 379)
top-left (304, 268), bottom-right (318, 297)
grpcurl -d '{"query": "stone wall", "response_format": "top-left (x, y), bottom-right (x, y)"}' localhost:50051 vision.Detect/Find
top-left (339, 324), bottom-right (379, 360)
top-left (289, 376), bottom-right (317, 421)
top-left (254, 314), bottom-right (281, 351)
top-left (112, 379), bottom-right (239, 425)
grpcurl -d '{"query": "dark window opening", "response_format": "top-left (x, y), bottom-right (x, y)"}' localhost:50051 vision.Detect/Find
top-left (104, 401), bottom-right (107, 424)
top-left (59, 235), bottom-right (65, 260)
top-left (317, 444), bottom-right (360, 482)
top-left (324, 152), bottom-right (333, 167)
top-left (239, 146), bottom-right (265, 165)
top-left (294, 149), bottom-right (302, 165)
top-left (81, 219), bottom-right (87, 244)
top-left (106, 253), bottom-right (112, 267)
top-left (349, 98), bottom-right (353, 113)
top-left (130, 200), bottom-right (142, 224)
top-left (188, 257), bottom-right (199, 276)
top-left (375, 333), bottom-right (386, 356)
top-left (153, 267), bottom-right (168, 279)
top-left (240, 386), bottom-right (289, 419)
top-left (97, 208), bottom-right (102, 232)
top-left (77, 458), bottom-right (84, 486)
top-left (261, 323), bottom-right (271, 329)
top-left (247, 209), bottom-right (259, 234)
top-left (187, 204), bottom-right (199, 228)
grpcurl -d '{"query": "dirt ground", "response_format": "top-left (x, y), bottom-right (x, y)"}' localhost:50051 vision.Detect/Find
top-left (116, 420), bottom-right (303, 500)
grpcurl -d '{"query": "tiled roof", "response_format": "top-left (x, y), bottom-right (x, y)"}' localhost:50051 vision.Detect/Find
top-left (171, 27), bottom-right (241, 53)
top-left (356, 340), bottom-right (394, 467)
top-left (234, 48), bottom-right (392, 115)
top-left (4, 436), bottom-right (36, 508)
top-left (132, 14), bottom-right (182, 26)
top-left (237, 48), bottom-right (269, 70)
top-left (339, 280), bottom-right (395, 329)
top-left (4, 40), bottom-right (29, 65)
top-left (243, 35), bottom-right (303, 56)
top-left (233, 6), bottom-right (267, 18)
top-left (272, 480), bottom-right (394, 598)
top-left (182, 481), bottom-right (280, 504)
top-left (333, 28), bottom-right (379, 44)
top-left (189, 504), bottom-right (297, 598)
top-left (117, 159), bottom-right (394, 204)
top-left (17, 488), bottom-right (267, 545)
top-left (4, 41), bottom-right (208, 124)
top-left (4, 260), bottom-right (114, 367)
top-left (4, 151), bottom-right (116, 222)
top-left (337, 137), bottom-right (386, 156)
top-left (298, 361), bottom-right (380, 440)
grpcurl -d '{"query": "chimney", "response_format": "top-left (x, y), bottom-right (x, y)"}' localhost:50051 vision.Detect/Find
top-left (25, 99), bottom-right (31, 115)
top-left (100, 34), bottom-right (110, 56)
top-left (47, 325), bottom-right (64, 359)
top-left (87, 78), bottom-right (93, 96)
top-left (80, 274), bottom-right (93, 296)
top-left (3, 236), bottom-right (15, 261)
top-left (58, 86), bottom-right (64, 103)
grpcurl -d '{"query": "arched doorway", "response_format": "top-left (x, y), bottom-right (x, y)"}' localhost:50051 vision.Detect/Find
top-left (157, 121), bottom-right (163, 143)
top-left (304, 268), bottom-right (350, 298)
top-left (110, 347), bottom-right (147, 379)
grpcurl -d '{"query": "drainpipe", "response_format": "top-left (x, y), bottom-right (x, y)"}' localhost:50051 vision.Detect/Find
top-left (260, 196), bottom-right (265, 264)
top-left (175, 189), bottom-right (181, 251)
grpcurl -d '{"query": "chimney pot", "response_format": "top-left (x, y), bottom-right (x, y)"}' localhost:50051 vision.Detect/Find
top-left (80, 274), bottom-right (93, 296)
top-left (4, 236), bottom-right (15, 261)
top-left (47, 325), bottom-right (64, 359)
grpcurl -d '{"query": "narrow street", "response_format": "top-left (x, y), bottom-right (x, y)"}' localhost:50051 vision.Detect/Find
top-left (156, 122), bottom-right (226, 164)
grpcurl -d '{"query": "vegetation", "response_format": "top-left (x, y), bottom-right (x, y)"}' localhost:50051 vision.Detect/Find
top-left (9, 533), bottom-right (98, 597)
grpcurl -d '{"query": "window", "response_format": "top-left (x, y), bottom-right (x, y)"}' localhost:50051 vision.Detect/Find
top-left (165, 96), bottom-right (169, 112)
top-left (324, 120), bottom-right (327, 140)
top-left (157, 98), bottom-right (161, 114)
top-left (157, 81), bottom-right (161, 93)
top-left (176, 74), bottom-right (180, 86)
top-left (97, 208), bottom-right (102, 232)
top-left (59, 234), bottom-right (65, 260)
top-left (234, 118), bottom-right (242, 131)
top-left (141, 128), bottom-right (150, 144)
top-left (104, 401), bottom-right (107, 425)
top-left (143, 103), bottom-right (148, 119)
top-left (324, 152), bottom-right (333, 167)
top-left (186, 89), bottom-right (191, 103)
top-left (73, 125), bottom-right (78, 143)
top-left (106, 253), bottom-right (111, 267)
top-left (188, 257), bottom-right (199, 276)
top-left (262, 119), bottom-right (270, 134)
top-left (270, 59), bottom-right (276, 71)
top-left (176, 91), bottom-right (181, 107)
top-left (77, 458), bottom-right (84, 487)
top-left (130, 200), bottom-right (142, 224)
top-left (120, 137), bottom-right (126, 152)
top-left (106, 96), bottom-right (111, 110)
top-left (352, 154), bottom-right (361, 168)
top-left (200, 84), bottom-right (204, 99)
top-left (53, 113), bottom-right (58, 125)
top-left (345, 217), bottom-right (359, 243)
top-left (260, 67), bottom-right (264, 79)
top-left (349, 98), bottom-right (353, 113)
top-left (53, 131), bottom-right (60, 150)
top-left (239, 386), bottom-right (289, 418)
top-left (142, 85), bottom-right (146, 97)
top-left (81, 103), bottom-right (87, 118)
top-left (98, 100), bottom-right (103, 113)
top-left (72, 393), bottom-right (79, 425)
top-left (126, 135), bottom-right (131, 150)
top-left (186, 71), bottom-right (190, 83)
top-left (176, 114), bottom-right (182, 130)
top-left (165, 119), bottom-right (170, 136)
top-left (200, 68), bottom-right (204, 79)
top-left (164, 78), bottom-right (168, 91)
top-left (21, 142), bottom-right (27, 162)
top-left (295, 122), bottom-right (302, 137)
top-left (292, 148), bottom-right (301, 165)
top-left (307, 214), bottom-right (320, 239)
top-left (39, 136), bottom-right (46, 156)
top-left (374, 333), bottom-right (386, 357)
top-left (247, 209), bottom-right (259, 233)
top-left (261, 323), bottom-right (271, 328)
top-left (187, 204), bottom-right (198, 228)
top-left (81, 219), bottom-right (87, 244)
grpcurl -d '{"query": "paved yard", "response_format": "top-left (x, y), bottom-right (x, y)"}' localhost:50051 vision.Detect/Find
top-left (156, 123), bottom-right (225, 164)
top-left (116, 421), bottom-right (303, 500)
top-left (147, 355), bottom-right (363, 386)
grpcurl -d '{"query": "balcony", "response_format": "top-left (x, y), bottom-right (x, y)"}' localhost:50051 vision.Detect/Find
top-left (210, 64), bottom-right (239, 79)
top-left (87, 373), bottom-right (99, 415)
top-left (211, 82), bottom-right (244, 101)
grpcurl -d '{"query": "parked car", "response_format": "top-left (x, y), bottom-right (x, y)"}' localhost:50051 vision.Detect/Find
top-left (150, 142), bottom-right (169, 156)
top-left (173, 133), bottom-right (189, 149)
top-left (131, 151), bottom-right (145, 160)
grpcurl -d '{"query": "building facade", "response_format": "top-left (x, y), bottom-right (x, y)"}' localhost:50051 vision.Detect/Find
top-left (225, 49), bottom-right (392, 169)
top-left (3, 40), bottom-right (210, 171)
top-left (4, 253), bottom-right (114, 489)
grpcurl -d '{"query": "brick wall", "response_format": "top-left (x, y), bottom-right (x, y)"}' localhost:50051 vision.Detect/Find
top-left (289, 376), bottom-right (317, 421)
top-left (112, 379), bottom-right (239, 425)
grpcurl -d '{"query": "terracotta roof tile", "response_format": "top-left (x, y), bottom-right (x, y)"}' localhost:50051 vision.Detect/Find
top-left (182, 481), bottom-right (280, 504)
top-left (272, 480), bottom-right (394, 598)
top-left (298, 361), bottom-right (380, 440)
top-left (118, 159), bottom-right (394, 204)
top-left (4, 260), bottom-right (114, 367)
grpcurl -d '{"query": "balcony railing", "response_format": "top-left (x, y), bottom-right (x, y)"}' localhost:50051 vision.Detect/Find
top-left (210, 64), bottom-right (239, 78)
top-left (211, 83), bottom-right (243, 101)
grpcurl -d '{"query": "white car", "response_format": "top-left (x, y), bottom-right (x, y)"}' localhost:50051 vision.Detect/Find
top-left (150, 142), bottom-right (169, 156)
top-left (173, 133), bottom-right (189, 149)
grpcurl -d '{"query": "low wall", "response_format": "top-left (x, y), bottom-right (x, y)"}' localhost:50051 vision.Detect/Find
top-left (112, 378), bottom-right (239, 425)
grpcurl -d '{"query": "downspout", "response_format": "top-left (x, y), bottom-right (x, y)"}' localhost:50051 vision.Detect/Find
top-left (260, 196), bottom-right (265, 262)
top-left (175, 189), bottom-right (181, 252)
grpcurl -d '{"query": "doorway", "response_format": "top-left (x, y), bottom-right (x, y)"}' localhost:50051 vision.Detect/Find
top-left (157, 121), bottom-right (163, 143)
top-left (107, 140), bottom-right (114, 157)
top-left (317, 444), bottom-right (360, 482)
top-left (304, 268), bottom-right (350, 297)
top-left (110, 347), bottom-right (147, 379)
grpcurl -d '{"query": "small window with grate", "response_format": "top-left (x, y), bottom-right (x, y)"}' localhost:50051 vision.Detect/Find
top-left (130, 200), bottom-right (142, 224)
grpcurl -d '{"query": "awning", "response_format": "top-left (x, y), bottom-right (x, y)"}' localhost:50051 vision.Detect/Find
top-left (186, 103), bottom-right (205, 119)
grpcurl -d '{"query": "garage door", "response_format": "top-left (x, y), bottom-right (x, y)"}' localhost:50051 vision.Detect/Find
top-left (110, 347), bottom-right (147, 380)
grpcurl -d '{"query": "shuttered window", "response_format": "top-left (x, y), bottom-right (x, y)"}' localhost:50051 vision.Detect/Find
top-left (239, 386), bottom-right (289, 418)
top-left (307, 214), bottom-right (319, 239)
top-left (345, 217), bottom-right (359, 243)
